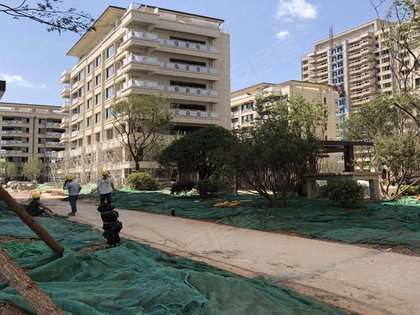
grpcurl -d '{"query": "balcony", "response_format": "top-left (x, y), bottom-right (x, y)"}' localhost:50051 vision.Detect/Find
top-left (71, 113), bottom-right (82, 122)
top-left (1, 130), bottom-right (24, 135)
top-left (167, 85), bottom-right (218, 97)
top-left (61, 70), bottom-right (71, 84)
top-left (1, 120), bottom-right (27, 126)
top-left (60, 117), bottom-right (70, 128)
top-left (120, 53), bottom-right (219, 79)
top-left (0, 140), bottom-right (24, 145)
top-left (121, 30), bottom-right (218, 57)
top-left (172, 109), bottom-right (219, 120)
top-left (46, 132), bottom-right (63, 137)
top-left (0, 150), bottom-right (24, 155)
top-left (61, 102), bottom-right (70, 113)
top-left (46, 122), bottom-right (62, 127)
top-left (61, 86), bottom-right (70, 98)
top-left (45, 141), bottom-right (65, 147)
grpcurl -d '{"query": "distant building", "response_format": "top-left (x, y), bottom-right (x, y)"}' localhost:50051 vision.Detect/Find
top-left (231, 80), bottom-right (340, 141)
top-left (0, 102), bottom-right (65, 182)
top-left (301, 19), bottom-right (420, 129)
top-left (59, 4), bottom-right (230, 183)
top-left (0, 81), bottom-right (5, 100)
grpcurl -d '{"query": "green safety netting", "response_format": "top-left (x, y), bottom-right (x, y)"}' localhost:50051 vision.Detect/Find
top-left (80, 190), bottom-right (420, 253)
top-left (0, 204), bottom-right (345, 314)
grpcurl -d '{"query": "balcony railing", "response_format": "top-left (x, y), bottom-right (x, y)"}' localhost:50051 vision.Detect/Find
top-left (0, 150), bottom-right (24, 155)
top-left (45, 141), bottom-right (65, 146)
top-left (1, 140), bottom-right (24, 144)
top-left (172, 109), bottom-right (219, 119)
top-left (1, 120), bottom-right (27, 125)
top-left (1, 130), bottom-right (24, 134)
top-left (121, 79), bottom-right (219, 97)
top-left (46, 122), bottom-right (62, 127)
top-left (123, 30), bottom-right (218, 53)
top-left (122, 53), bottom-right (218, 75)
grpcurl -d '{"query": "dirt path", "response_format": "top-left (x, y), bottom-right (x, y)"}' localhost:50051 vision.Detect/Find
top-left (14, 192), bottom-right (420, 315)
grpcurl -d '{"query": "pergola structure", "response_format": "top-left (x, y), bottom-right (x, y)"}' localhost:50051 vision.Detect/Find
top-left (320, 140), bottom-right (374, 172)
top-left (304, 140), bottom-right (381, 201)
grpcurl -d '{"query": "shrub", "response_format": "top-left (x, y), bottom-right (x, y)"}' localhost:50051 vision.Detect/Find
top-left (196, 179), bottom-right (225, 198)
top-left (170, 182), bottom-right (196, 195)
top-left (319, 180), bottom-right (364, 207)
top-left (400, 185), bottom-right (420, 196)
top-left (126, 172), bottom-right (159, 191)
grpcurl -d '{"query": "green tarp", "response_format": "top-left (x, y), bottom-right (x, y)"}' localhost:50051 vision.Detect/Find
top-left (0, 204), bottom-right (345, 314)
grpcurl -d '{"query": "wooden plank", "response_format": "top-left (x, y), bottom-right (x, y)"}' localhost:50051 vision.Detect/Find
top-left (0, 249), bottom-right (65, 315)
top-left (0, 186), bottom-right (64, 257)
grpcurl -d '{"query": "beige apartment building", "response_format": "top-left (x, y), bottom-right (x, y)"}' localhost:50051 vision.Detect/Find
top-left (231, 80), bottom-right (340, 141)
top-left (59, 4), bottom-right (230, 183)
top-left (0, 102), bottom-right (65, 182)
top-left (302, 20), bottom-right (419, 125)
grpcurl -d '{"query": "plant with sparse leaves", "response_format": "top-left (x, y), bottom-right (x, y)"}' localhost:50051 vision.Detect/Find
top-left (0, 0), bottom-right (94, 34)
top-left (22, 156), bottom-right (43, 181)
top-left (112, 94), bottom-right (173, 171)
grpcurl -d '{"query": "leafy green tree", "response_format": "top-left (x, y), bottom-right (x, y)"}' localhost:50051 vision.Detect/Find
top-left (112, 94), bottom-right (173, 171)
top-left (0, 0), bottom-right (94, 34)
top-left (158, 126), bottom-right (237, 197)
top-left (232, 120), bottom-right (319, 207)
top-left (343, 95), bottom-right (420, 196)
top-left (22, 156), bottom-right (43, 181)
top-left (0, 161), bottom-right (17, 180)
top-left (371, 0), bottom-right (420, 127)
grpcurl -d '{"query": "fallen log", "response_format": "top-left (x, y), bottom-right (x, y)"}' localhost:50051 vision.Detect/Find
top-left (0, 249), bottom-right (65, 315)
top-left (0, 186), bottom-right (64, 257)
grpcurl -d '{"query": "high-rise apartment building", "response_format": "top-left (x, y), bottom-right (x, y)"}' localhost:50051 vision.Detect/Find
top-left (302, 19), bottom-right (419, 115)
top-left (0, 102), bottom-right (65, 181)
top-left (60, 4), bottom-right (230, 183)
top-left (231, 80), bottom-right (340, 141)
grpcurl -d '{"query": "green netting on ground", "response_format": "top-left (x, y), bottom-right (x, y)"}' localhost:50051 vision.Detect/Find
top-left (0, 204), bottom-right (345, 314)
top-left (80, 190), bottom-right (420, 253)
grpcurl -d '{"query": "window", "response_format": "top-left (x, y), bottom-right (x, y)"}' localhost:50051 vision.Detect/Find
top-left (86, 98), bottom-right (92, 110)
top-left (106, 44), bottom-right (115, 59)
top-left (106, 129), bottom-right (113, 140)
top-left (86, 117), bottom-right (92, 127)
top-left (87, 80), bottom-right (92, 92)
top-left (95, 74), bottom-right (102, 87)
top-left (105, 65), bottom-right (114, 79)
top-left (106, 108), bottom-right (113, 120)
top-left (87, 135), bottom-right (91, 145)
top-left (105, 86), bottom-right (114, 100)
top-left (95, 132), bottom-right (101, 142)
top-left (78, 139), bottom-right (83, 146)
top-left (87, 62), bottom-right (93, 74)
top-left (95, 55), bottom-right (102, 67)
top-left (78, 70), bottom-right (84, 81)
top-left (77, 87), bottom-right (84, 97)
top-left (95, 93), bottom-right (102, 106)
top-left (95, 112), bottom-right (101, 124)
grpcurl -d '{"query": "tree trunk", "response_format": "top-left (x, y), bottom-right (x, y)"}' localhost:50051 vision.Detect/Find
top-left (0, 249), bottom-right (65, 315)
top-left (0, 186), bottom-right (64, 257)
top-left (134, 159), bottom-right (140, 171)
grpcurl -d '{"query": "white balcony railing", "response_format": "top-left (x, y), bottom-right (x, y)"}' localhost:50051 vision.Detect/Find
top-left (123, 53), bottom-right (218, 75)
top-left (121, 79), bottom-right (218, 97)
top-left (1, 120), bottom-right (26, 125)
top-left (122, 30), bottom-right (218, 53)
top-left (1, 140), bottom-right (24, 144)
top-left (173, 109), bottom-right (219, 119)
top-left (1, 130), bottom-right (23, 134)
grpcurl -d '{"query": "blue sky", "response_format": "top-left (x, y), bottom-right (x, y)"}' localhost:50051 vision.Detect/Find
top-left (0, 0), bottom-right (385, 106)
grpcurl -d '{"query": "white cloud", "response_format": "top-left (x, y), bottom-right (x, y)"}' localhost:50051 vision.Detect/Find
top-left (275, 0), bottom-right (317, 20)
top-left (0, 73), bottom-right (47, 89)
top-left (275, 30), bottom-right (290, 39)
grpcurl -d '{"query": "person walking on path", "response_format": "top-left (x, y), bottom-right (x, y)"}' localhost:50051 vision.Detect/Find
top-left (97, 170), bottom-right (115, 205)
top-left (63, 175), bottom-right (81, 217)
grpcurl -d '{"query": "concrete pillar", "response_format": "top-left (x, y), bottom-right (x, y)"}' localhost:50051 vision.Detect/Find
top-left (306, 179), bottom-right (318, 199)
top-left (369, 179), bottom-right (381, 200)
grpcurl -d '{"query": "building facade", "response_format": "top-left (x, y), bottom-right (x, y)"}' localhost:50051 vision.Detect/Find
top-left (231, 80), bottom-right (340, 141)
top-left (0, 102), bottom-right (65, 182)
top-left (301, 19), bottom-right (419, 130)
top-left (60, 4), bottom-right (230, 183)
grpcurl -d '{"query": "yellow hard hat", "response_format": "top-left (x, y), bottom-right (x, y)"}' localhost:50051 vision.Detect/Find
top-left (65, 175), bottom-right (74, 180)
top-left (102, 170), bottom-right (109, 176)
top-left (32, 191), bottom-right (41, 199)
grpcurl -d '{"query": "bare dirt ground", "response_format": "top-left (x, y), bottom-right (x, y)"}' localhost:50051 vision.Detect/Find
top-left (7, 190), bottom-right (420, 315)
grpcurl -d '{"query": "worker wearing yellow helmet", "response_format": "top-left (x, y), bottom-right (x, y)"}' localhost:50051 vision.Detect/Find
top-left (63, 175), bottom-right (81, 217)
top-left (23, 191), bottom-right (54, 217)
top-left (97, 170), bottom-right (115, 205)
